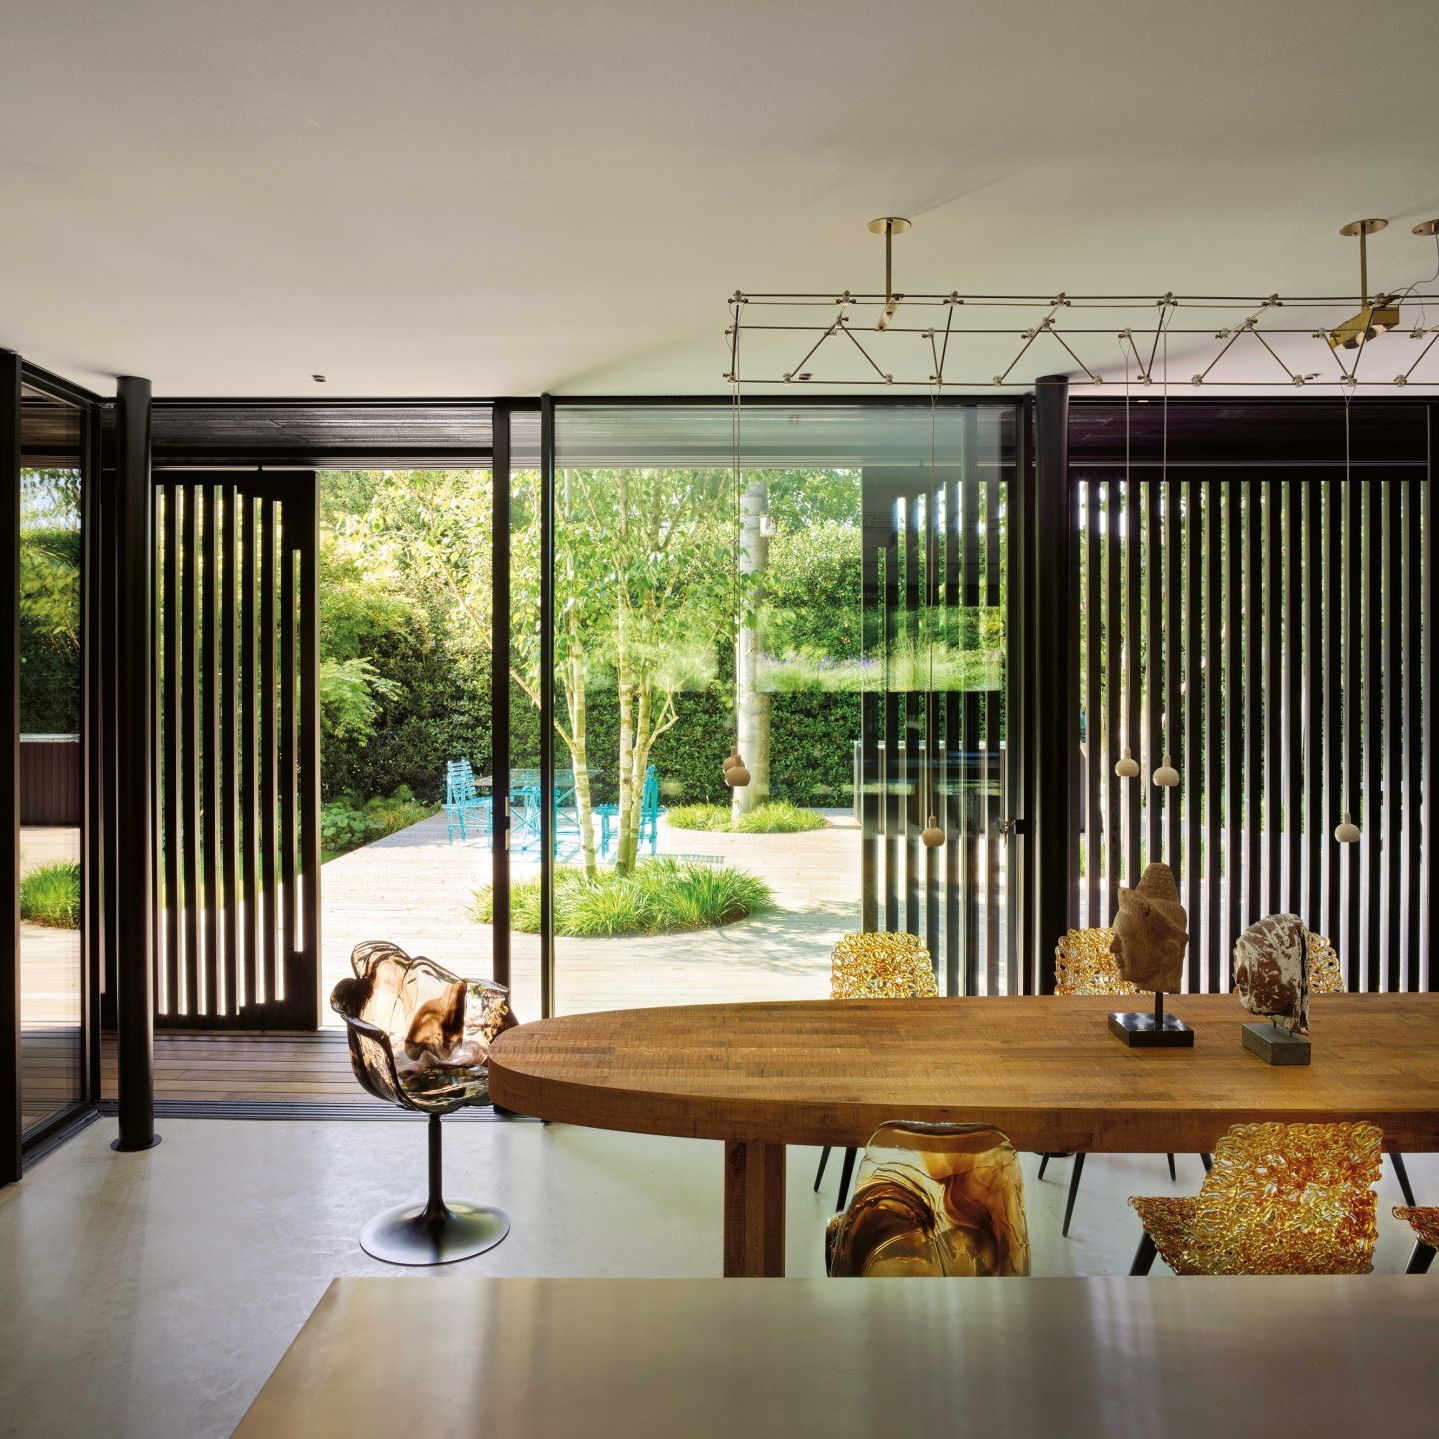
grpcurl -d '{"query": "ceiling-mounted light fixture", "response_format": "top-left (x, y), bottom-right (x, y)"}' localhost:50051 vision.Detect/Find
top-left (1328, 219), bottom-right (1400, 350)
top-left (868, 216), bottom-right (910, 331)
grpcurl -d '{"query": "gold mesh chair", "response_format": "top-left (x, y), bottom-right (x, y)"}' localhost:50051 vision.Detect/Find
top-left (331, 939), bottom-right (517, 1265)
top-left (1303, 932), bottom-right (1416, 1207)
top-left (1044, 928), bottom-right (1183, 1235)
top-left (1393, 1206), bottom-right (1439, 1274)
top-left (1129, 1121), bottom-right (1384, 1275)
top-left (826, 1121), bottom-right (1030, 1277)
top-left (815, 933), bottom-right (938, 1209)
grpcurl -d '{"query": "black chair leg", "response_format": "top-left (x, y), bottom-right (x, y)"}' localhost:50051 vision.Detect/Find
top-left (1061, 1152), bottom-right (1086, 1237)
top-left (814, 1147), bottom-right (831, 1193)
top-left (1200, 1152), bottom-right (1212, 1173)
top-left (1038, 1153), bottom-right (1051, 1181)
top-left (836, 1148), bottom-right (857, 1211)
top-left (1406, 1241), bottom-right (1437, 1275)
top-left (1392, 1152), bottom-right (1417, 1208)
top-left (1166, 1153), bottom-right (1176, 1182)
top-left (1130, 1230), bottom-right (1158, 1276)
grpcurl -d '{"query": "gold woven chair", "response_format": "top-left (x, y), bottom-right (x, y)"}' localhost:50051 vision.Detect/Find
top-left (1393, 1206), bottom-right (1439, 1274)
top-left (826, 1121), bottom-right (1030, 1277)
top-left (1303, 932), bottom-right (1416, 1207)
top-left (1044, 927), bottom-right (1184, 1236)
top-left (815, 932), bottom-right (938, 1209)
top-left (1129, 1121), bottom-right (1384, 1275)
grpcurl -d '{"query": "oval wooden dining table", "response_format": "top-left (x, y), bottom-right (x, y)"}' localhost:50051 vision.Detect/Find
top-left (487, 991), bottom-right (1439, 1276)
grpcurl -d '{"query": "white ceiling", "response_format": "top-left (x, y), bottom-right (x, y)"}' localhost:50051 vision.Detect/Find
top-left (4, 0), bottom-right (1439, 398)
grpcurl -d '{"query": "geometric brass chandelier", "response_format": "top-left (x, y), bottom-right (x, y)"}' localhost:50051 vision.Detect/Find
top-left (725, 215), bottom-right (1439, 390)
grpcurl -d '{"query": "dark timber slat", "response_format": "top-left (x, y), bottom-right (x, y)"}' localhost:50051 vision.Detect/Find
top-left (1343, 466), bottom-right (1362, 988)
top-left (162, 485), bottom-right (180, 1013)
top-left (918, 482), bottom-right (937, 965)
top-left (1284, 479), bottom-right (1302, 917)
top-left (1244, 479), bottom-right (1262, 931)
top-left (221, 485), bottom-right (238, 1017)
top-left (1404, 475), bottom-right (1422, 994)
top-left (984, 460), bottom-right (1001, 988)
top-left (859, 475), bottom-right (880, 935)
top-left (883, 493), bottom-right (899, 935)
top-left (1383, 477), bottom-right (1401, 990)
top-left (904, 487), bottom-right (920, 940)
top-left (1362, 475), bottom-right (1381, 992)
top-left (1104, 478), bottom-right (1121, 923)
top-left (297, 474), bottom-right (322, 1025)
top-left (259, 497), bottom-right (278, 1005)
top-left (1425, 414), bottom-right (1437, 991)
top-left (1322, 477), bottom-right (1342, 949)
top-left (1264, 479), bottom-right (1281, 915)
top-left (1145, 474), bottom-right (1162, 865)
top-left (1164, 477), bottom-right (1181, 876)
top-left (241, 492), bottom-right (259, 1010)
top-left (1124, 470), bottom-right (1141, 886)
top-left (943, 472), bottom-right (959, 993)
top-left (1304, 481), bottom-right (1323, 933)
top-left (201, 483), bottom-right (219, 1015)
top-left (1183, 478), bottom-right (1201, 987)
top-left (1084, 478), bottom-right (1100, 927)
top-left (280, 498), bottom-right (298, 1000)
top-left (961, 424), bottom-right (980, 995)
top-left (1203, 475), bottom-right (1221, 990)
top-left (181, 480), bottom-right (200, 1016)
top-left (1225, 479), bottom-right (1243, 966)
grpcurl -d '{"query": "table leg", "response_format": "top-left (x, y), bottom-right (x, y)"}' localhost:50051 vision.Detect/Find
top-left (723, 1140), bottom-right (786, 1277)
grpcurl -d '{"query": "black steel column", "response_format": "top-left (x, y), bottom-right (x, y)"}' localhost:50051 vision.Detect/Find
top-left (490, 404), bottom-right (512, 991)
top-left (1033, 375), bottom-right (1073, 989)
top-left (296, 471), bottom-right (322, 1024)
top-left (113, 377), bottom-right (158, 1152)
top-left (1, 352), bottom-right (20, 1184)
top-left (538, 395), bottom-right (555, 1018)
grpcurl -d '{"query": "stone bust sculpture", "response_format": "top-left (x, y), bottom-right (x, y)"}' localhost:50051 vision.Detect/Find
top-left (1111, 862), bottom-right (1189, 994)
top-left (1234, 913), bottom-right (1309, 1035)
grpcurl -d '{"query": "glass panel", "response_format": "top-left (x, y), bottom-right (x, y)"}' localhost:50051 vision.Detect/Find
top-left (18, 383), bottom-right (84, 1133)
top-left (545, 403), bottom-right (1017, 1011)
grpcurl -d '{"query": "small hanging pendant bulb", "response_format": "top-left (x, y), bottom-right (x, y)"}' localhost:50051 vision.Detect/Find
top-left (1152, 753), bottom-right (1180, 788)
top-left (1334, 811), bottom-right (1362, 844)
top-left (921, 814), bottom-right (945, 848)
top-left (1114, 747), bottom-right (1141, 779)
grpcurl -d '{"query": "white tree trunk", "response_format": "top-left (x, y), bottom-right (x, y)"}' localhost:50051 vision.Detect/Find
top-left (732, 480), bottom-right (771, 818)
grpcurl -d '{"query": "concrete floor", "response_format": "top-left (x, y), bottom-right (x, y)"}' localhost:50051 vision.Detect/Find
top-left (0, 1118), bottom-right (1432, 1439)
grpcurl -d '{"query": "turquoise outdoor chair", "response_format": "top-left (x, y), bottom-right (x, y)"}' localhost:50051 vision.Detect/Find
top-left (443, 760), bottom-right (490, 844)
top-left (595, 765), bottom-right (663, 860)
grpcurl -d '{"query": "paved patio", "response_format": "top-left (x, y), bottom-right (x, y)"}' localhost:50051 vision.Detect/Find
top-left (321, 810), bottom-right (862, 1024)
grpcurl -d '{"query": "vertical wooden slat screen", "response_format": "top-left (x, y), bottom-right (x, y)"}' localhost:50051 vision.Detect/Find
top-left (859, 404), bottom-right (1019, 995)
top-left (1074, 442), bottom-right (1432, 992)
top-left (151, 471), bottom-right (320, 1028)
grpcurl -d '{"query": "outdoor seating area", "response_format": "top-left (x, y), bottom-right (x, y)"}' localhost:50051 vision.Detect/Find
top-left (6, 6), bottom-right (1439, 1439)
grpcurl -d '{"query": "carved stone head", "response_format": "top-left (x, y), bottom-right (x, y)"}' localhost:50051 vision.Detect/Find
top-left (1234, 913), bottom-right (1310, 1035)
top-left (1111, 862), bottom-right (1188, 994)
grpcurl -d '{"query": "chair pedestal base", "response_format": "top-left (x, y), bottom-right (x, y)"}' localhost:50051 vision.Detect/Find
top-left (361, 1199), bottom-right (510, 1266)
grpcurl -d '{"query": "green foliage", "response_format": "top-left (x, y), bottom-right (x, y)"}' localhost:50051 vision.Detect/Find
top-left (667, 801), bottom-right (828, 833)
top-left (320, 657), bottom-right (402, 744)
top-left (21, 862), bottom-right (81, 928)
top-left (321, 788), bottom-right (436, 858)
top-left (472, 857), bottom-right (772, 937)
top-left (19, 471), bottom-right (82, 731)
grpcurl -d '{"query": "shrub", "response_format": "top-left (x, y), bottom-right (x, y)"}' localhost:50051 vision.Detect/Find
top-left (472, 858), bottom-right (772, 937)
top-left (21, 861), bottom-right (81, 928)
top-left (667, 801), bottom-right (828, 834)
top-left (321, 788), bottom-right (436, 858)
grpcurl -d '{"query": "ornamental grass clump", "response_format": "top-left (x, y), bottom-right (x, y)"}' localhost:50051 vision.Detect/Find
top-left (20, 861), bottom-right (81, 929)
top-left (666, 801), bottom-right (827, 834)
top-left (472, 858), bottom-right (772, 938)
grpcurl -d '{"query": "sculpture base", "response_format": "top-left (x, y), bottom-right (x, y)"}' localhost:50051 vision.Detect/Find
top-left (1108, 1011), bottom-right (1194, 1048)
top-left (1242, 1021), bottom-right (1311, 1066)
top-left (360, 1199), bottom-right (510, 1266)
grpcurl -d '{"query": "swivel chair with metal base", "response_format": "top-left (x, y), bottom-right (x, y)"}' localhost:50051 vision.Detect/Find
top-left (331, 939), bottom-right (517, 1266)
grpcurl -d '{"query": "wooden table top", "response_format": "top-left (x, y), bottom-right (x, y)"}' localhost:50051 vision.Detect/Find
top-left (488, 992), bottom-right (1439, 1152)
top-left (233, 1275), bottom-right (1439, 1438)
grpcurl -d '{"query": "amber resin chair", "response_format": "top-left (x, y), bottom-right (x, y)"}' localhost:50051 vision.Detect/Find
top-left (1042, 927), bottom-right (1182, 1236)
top-left (331, 939), bottom-right (517, 1265)
top-left (826, 1121), bottom-right (1030, 1277)
top-left (1305, 932), bottom-right (1416, 1208)
top-left (1129, 1121), bottom-right (1384, 1275)
top-left (814, 932), bottom-right (939, 1210)
top-left (1392, 1206), bottom-right (1439, 1274)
